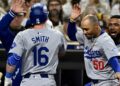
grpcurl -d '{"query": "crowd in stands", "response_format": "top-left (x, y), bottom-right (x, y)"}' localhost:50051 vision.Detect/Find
top-left (0, 0), bottom-right (120, 42)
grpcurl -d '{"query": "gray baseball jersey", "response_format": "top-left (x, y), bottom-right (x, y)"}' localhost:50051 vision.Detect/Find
top-left (76, 29), bottom-right (119, 80)
top-left (9, 28), bottom-right (67, 76)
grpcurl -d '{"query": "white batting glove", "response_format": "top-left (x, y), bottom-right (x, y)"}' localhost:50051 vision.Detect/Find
top-left (4, 77), bottom-right (12, 86)
top-left (0, 72), bottom-right (3, 84)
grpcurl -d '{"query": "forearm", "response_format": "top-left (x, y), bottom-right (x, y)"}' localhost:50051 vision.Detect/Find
top-left (6, 64), bottom-right (16, 72)
top-left (4, 64), bottom-right (15, 86)
top-left (67, 21), bottom-right (77, 41)
top-left (6, 64), bottom-right (16, 78)
top-left (6, 53), bottom-right (21, 78)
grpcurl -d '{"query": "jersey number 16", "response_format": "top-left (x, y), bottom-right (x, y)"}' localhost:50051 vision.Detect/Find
top-left (32, 46), bottom-right (49, 66)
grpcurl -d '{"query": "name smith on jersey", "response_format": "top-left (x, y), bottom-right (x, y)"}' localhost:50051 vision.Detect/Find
top-left (31, 36), bottom-right (49, 43)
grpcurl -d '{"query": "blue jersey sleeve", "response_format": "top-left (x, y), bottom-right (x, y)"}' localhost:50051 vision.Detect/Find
top-left (0, 10), bottom-right (16, 32)
top-left (67, 21), bottom-right (77, 41)
top-left (5, 53), bottom-right (21, 78)
top-left (7, 53), bottom-right (21, 66)
top-left (108, 56), bottom-right (120, 72)
top-left (0, 10), bottom-right (17, 52)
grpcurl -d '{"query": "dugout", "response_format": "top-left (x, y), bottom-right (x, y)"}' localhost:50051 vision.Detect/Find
top-left (57, 49), bottom-right (84, 86)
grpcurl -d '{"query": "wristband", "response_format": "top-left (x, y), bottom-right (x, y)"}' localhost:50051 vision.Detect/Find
top-left (70, 17), bottom-right (75, 23)
top-left (5, 72), bottom-right (13, 78)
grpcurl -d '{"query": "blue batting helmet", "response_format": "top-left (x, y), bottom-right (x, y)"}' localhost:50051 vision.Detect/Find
top-left (29, 3), bottom-right (48, 25)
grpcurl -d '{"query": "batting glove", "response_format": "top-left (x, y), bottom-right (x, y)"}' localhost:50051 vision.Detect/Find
top-left (4, 77), bottom-right (12, 86)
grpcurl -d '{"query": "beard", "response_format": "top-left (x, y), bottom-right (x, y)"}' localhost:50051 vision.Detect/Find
top-left (111, 33), bottom-right (120, 44)
top-left (110, 33), bottom-right (118, 38)
top-left (85, 34), bottom-right (96, 40)
top-left (49, 9), bottom-right (61, 26)
top-left (86, 36), bottom-right (93, 39)
top-left (49, 9), bottom-right (60, 17)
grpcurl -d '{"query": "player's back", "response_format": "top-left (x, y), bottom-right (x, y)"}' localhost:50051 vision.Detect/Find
top-left (17, 28), bottom-right (65, 75)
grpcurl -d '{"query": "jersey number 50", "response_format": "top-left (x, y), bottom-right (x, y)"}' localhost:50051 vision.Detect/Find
top-left (93, 59), bottom-right (104, 70)
top-left (32, 46), bottom-right (49, 66)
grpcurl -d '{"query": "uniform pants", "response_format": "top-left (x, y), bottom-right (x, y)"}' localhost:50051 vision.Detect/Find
top-left (20, 73), bottom-right (56, 86)
top-left (91, 79), bottom-right (120, 86)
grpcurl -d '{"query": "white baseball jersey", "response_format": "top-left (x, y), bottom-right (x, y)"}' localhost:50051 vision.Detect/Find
top-left (9, 28), bottom-right (67, 76)
top-left (116, 44), bottom-right (120, 57)
top-left (76, 29), bottom-right (119, 80)
top-left (116, 44), bottom-right (120, 51)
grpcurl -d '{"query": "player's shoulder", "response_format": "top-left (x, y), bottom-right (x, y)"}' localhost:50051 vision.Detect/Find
top-left (18, 28), bottom-right (32, 35)
top-left (99, 32), bottom-right (111, 40)
top-left (14, 29), bottom-right (32, 39)
top-left (98, 32), bottom-right (114, 44)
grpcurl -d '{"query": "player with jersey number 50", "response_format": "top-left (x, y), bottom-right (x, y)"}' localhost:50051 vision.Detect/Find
top-left (4, 3), bottom-right (67, 86)
top-left (67, 4), bottom-right (120, 86)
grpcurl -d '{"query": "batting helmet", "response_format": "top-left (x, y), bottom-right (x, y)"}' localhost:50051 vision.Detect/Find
top-left (29, 3), bottom-right (48, 25)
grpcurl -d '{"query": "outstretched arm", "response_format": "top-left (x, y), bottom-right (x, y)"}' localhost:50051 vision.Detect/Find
top-left (4, 27), bottom-right (24, 86)
top-left (5, 53), bottom-right (21, 86)
top-left (0, 0), bottom-right (26, 32)
top-left (67, 4), bottom-right (81, 41)
top-left (67, 21), bottom-right (77, 41)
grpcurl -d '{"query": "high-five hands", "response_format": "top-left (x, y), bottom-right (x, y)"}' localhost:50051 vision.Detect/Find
top-left (70, 4), bottom-right (81, 21)
top-left (10, 0), bottom-right (26, 14)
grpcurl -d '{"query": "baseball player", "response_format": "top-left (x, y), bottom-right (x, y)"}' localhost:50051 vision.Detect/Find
top-left (0, 0), bottom-right (53, 85)
top-left (108, 15), bottom-right (120, 51)
top-left (4, 3), bottom-right (66, 86)
top-left (67, 5), bottom-right (120, 86)
top-left (0, 0), bottom-right (26, 86)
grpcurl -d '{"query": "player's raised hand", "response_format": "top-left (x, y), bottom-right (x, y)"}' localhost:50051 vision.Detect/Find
top-left (10, 0), bottom-right (26, 14)
top-left (70, 4), bottom-right (81, 20)
top-left (114, 72), bottom-right (120, 81)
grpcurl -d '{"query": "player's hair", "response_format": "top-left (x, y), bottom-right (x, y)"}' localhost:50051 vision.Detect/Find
top-left (110, 15), bottom-right (120, 19)
top-left (47, 0), bottom-right (62, 5)
top-left (82, 14), bottom-right (99, 25)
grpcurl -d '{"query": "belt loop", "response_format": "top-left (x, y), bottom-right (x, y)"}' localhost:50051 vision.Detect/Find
top-left (92, 80), bottom-right (99, 84)
top-left (40, 74), bottom-right (48, 78)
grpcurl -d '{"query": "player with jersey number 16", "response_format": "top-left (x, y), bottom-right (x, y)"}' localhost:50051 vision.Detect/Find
top-left (67, 4), bottom-right (120, 86)
top-left (4, 3), bottom-right (67, 86)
